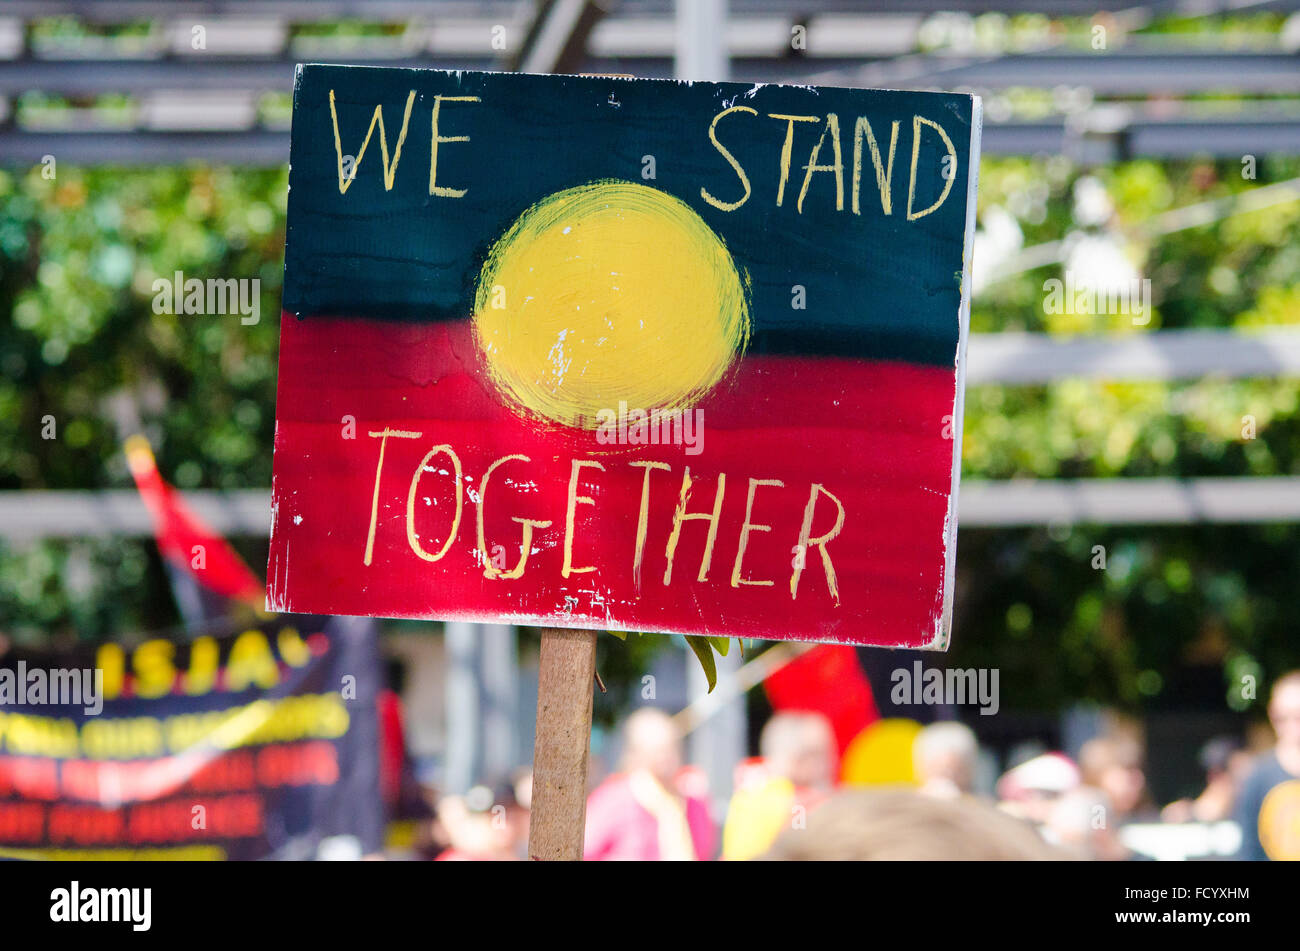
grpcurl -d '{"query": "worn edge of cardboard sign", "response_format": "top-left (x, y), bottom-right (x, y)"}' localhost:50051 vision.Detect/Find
top-left (928, 93), bottom-right (983, 653)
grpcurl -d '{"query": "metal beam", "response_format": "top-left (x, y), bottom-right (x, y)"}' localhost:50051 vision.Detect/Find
top-left (982, 114), bottom-right (1300, 160)
top-left (6, 475), bottom-right (1300, 539)
top-left (0, 57), bottom-right (490, 96)
top-left (4, 111), bottom-right (1300, 165)
top-left (958, 477), bottom-right (1300, 526)
top-left (0, 47), bottom-right (1296, 97)
top-left (674, 0), bottom-right (728, 82)
top-left (8, 0), bottom-right (1300, 20)
top-left (0, 130), bottom-right (292, 165)
top-left (804, 48), bottom-right (1300, 97)
top-left (509, 0), bottom-right (614, 75)
top-left (0, 488), bottom-right (271, 539)
top-left (0, 1), bottom-right (526, 19)
top-left (966, 330), bottom-right (1300, 384)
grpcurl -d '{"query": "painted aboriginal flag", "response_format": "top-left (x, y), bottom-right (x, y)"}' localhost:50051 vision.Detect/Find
top-left (268, 65), bottom-right (980, 649)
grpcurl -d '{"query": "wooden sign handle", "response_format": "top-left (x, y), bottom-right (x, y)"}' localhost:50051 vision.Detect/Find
top-left (528, 627), bottom-right (598, 860)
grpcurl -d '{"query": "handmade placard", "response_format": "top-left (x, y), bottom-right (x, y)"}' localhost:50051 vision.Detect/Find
top-left (268, 65), bottom-right (980, 649)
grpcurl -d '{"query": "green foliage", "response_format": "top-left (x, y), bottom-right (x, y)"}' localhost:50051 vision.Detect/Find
top-left (950, 524), bottom-right (1300, 712)
top-left (962, 154), bottom-right (1300, 710)
top-left (607, 631), bottom-right (733, 695)
top-left (0, 165), bottom-right (287, 492)
top-left (684, 636), bottom-right (718, 692)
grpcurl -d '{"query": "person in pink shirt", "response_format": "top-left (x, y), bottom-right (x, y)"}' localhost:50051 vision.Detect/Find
top-left (584, 708), bottom-right (716, 861)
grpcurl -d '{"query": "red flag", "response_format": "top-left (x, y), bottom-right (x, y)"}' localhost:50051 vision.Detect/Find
top-left (125, 435), bottom-right (263, 608)
top-left (764, 645), bottom-right (878, 757)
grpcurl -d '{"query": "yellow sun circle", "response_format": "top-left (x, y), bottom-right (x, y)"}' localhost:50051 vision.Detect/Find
top-left (472, 180), bottom-right (749, 430)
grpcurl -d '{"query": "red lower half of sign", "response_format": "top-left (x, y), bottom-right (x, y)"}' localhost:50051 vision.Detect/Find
top-left (268, 315), bottom-right (962, 648)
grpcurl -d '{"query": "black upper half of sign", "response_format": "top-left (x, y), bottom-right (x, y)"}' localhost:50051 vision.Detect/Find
top-left (283, 65), bottom-right (978, 368)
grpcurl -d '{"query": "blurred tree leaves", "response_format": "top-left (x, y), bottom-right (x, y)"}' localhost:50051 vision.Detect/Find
top-left (0, 164), bottom-right (287, 494)
top-left (959, 153), bottom-right (1300, 711)
top-left (0, 164), bottom-right (285, 642)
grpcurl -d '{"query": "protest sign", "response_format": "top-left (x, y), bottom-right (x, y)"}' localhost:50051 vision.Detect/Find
top-left (269, 66), bottom-right (979, 650)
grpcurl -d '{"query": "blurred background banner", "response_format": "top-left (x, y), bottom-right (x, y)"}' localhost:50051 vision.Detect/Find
top-left (0, 614), bottom-right (385, 860)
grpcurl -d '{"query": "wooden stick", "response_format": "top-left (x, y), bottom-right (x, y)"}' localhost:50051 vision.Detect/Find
top-left (528, 628), bottom-right (598, 861)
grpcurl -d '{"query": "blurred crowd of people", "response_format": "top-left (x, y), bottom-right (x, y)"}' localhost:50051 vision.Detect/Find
top-left (407, 670), bottom-right (1300, 861)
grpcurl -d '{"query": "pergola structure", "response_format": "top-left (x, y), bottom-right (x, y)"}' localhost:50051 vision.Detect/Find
top-left (0, 0), bottom-right (1297, 163)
